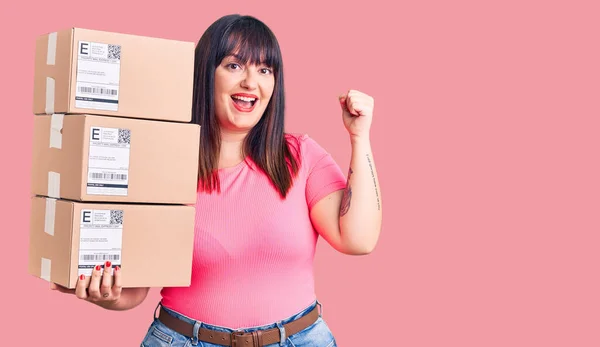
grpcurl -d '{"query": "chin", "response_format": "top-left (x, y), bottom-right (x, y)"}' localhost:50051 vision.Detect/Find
top-left (225, 118), bottom-right (259, 132)
top-left (230, 112), bottom-right (263, 128)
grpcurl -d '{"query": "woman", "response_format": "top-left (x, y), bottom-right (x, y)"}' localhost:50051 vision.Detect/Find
top-left (51, 14), bottom-right (382, 347)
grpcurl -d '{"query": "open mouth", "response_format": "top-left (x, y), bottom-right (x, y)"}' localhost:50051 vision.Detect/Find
top-left (231, 95), bottom-right (257, 111)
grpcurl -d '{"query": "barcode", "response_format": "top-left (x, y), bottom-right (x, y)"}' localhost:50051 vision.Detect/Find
top-left (81, 254), bottom-right (120, 261)
top-left (90, 173), bottom-right (127, 180)
top-left (78, 86), bottom-right (117, 96)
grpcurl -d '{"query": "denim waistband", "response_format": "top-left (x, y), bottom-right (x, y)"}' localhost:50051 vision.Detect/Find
top-left (156, 299), bottom-right (322, 334)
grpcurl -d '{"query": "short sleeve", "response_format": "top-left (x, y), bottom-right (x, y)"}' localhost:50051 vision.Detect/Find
top-left (300, 135), bottom-right (347, 210)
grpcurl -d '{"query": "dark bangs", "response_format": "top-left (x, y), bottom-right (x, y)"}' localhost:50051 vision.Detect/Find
top-left (216, 18), bottom-right (281, 70)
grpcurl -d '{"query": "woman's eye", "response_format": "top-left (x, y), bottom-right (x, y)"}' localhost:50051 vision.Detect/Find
top-left (228, 63), bottom-right (241, 70)
top-left (261, 68), bottom-right (273, 75)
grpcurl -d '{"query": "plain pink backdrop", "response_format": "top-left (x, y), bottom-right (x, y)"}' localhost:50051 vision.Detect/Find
top-left (1, 0), bottom-right (599, 346)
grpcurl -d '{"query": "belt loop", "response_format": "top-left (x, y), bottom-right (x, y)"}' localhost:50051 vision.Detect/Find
top-left (191, 321), bottom-right (201, 346)
top-left (153, 302), bottom-right (161, 320)
top-left (276, 321), bottom-right (286, 346)
top-left (316, 300), bottom-right (323, 318)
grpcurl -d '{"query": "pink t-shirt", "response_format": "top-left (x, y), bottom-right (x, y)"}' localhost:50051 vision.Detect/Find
top-left (160, 133), bottom-right (347, 329)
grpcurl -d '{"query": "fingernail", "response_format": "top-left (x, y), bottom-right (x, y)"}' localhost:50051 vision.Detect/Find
top-left (115, 266), bottom-right (120, 271)
top-left (95, 265), bottom-right (101, 271)
top-left (105, 261), bottom-right (111, 268)
top-left (80, 274), bottom-right (85, 280)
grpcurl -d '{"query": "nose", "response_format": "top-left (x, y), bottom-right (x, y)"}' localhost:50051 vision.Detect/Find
top-left (240, 70), bottom-right (258, 90)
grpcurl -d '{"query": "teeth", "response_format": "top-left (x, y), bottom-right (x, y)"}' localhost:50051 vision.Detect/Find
top-left (232, 95), bottom-right (256, 102)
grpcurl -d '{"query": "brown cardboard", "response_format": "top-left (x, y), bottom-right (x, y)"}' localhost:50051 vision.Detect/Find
top-left (28, 196), bottom-right (195, 289)
top-left (33, 28), bottom-right (194, 122)
top-left (30, 114), bottom-right (200, 204)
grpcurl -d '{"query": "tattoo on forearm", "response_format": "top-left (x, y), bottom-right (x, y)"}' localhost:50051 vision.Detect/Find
top-left (367, 154), bottom-right (381, 210)
top-left (340, 167), bottom-right (353, 216)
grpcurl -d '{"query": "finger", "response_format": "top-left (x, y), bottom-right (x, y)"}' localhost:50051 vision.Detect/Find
top-left (50, 282), bottom-right (76, 294)
top-left (348, 101), bottom-right (362, 116)
top-left (347, 90), bottom-right (374, 106)
top-left (338, 94), bottom-right (348, 111)
top-left (88, 264), bottom-right (103, 300)
top-left (348, 89), bottom-right (367, 98)
top-left (112, 265), bottom-right (122, 298)
top-left (101, 261), bottom-right (113, 299)
top-left (75, 274), bottom-right (89, 300)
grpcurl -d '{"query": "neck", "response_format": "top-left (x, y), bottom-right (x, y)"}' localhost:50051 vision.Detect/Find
top-left (218, 128), bottom-right (248, 169)
top-left (220, 127), bottom-right (248, 143)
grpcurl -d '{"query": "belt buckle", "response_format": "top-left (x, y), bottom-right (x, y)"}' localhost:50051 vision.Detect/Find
top-left (230, 330), bottom-right (246, 347)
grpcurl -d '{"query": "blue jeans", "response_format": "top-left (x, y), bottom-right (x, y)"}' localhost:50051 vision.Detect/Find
top-left (141, 300), bottom-right (337, 347)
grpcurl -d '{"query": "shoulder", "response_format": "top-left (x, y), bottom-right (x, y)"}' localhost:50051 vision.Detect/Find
top-left (284, 132), bottom-right (334, 169)
top-left (285, 133), bottom-right (326, 156)
top-left (285, 132), bottom-right (326, 151)
top-left (284, 132), bottom-right (308, 146)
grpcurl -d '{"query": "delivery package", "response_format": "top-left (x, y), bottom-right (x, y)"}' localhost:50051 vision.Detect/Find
top-left (28, 196), bottom-right (196, 288)
top-left (33, 27), bottom-right (194, 122)
top-left (30, 114), bottom-right (200, 204)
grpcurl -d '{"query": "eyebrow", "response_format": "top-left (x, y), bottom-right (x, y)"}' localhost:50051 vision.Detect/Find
top-left (229, 53), bottom-right (269, 63)
top-left (225, 54), bottom-right (272, 69)
top-left (226, 54), bottom-right (244, 61)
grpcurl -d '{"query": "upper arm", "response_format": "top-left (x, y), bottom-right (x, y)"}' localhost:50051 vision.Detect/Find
top-left (299, 134), bottom-right (349, 252)
top-left (310, 189), bottom-right (347, 253)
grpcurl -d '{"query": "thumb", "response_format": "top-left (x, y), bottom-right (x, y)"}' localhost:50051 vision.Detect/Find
top-left (339, 94), bottom-right (349, 113)
top-left (49, 282), bottom-right (75, 294)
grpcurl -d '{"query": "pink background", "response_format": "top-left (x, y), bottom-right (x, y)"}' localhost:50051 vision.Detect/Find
top-left (1, 0), bottom-right (599, 346)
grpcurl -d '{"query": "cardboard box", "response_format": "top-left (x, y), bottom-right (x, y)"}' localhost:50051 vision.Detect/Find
top-left (30, 114), bottom-right (200, 204)
top-left (33, 28), bottom-right (194, 122)
top-left (28, 196), bottom-right (195, 288)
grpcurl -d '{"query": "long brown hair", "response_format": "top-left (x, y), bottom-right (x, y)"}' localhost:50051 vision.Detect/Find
top-left (192, 14), bottom-right (300, 198)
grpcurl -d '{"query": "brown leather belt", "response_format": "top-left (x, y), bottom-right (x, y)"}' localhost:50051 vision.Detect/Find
top-left (157, 305), bottom-right (319, 347)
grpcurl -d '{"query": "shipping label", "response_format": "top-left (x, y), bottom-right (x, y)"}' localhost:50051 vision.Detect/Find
top-left (87, 126), bottom-right (131, 196)
top-left (78, 209), bottom-right (123, 277)
top-left (75, 41), bottom-right (121, 111)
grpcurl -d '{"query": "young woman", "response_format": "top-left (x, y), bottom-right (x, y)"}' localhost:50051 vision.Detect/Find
top-left (51, 14), bottom-right (382, 347)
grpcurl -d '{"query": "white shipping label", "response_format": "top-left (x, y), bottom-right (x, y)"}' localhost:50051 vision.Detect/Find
top-left (78, 209), bottom-right (123, 277)
top-left (87, 126), bottom-right (131, 196)
top-left (75, 41), bottom-right (121, 111)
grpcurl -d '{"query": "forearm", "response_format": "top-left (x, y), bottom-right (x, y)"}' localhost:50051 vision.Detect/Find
top-left (339, 135), bottom-right (382, 253)
top-left (96, 287), bottom-right (150, 311)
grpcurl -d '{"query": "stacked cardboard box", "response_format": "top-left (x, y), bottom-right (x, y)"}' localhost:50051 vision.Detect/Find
top-left (28, 28), bottom-right (199, 289)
